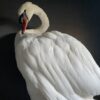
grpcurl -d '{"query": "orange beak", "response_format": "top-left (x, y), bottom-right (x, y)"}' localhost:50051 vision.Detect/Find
top-left (22, 15), bottom-right (28, 33)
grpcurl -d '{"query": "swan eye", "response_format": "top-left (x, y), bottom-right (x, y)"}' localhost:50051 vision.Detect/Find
top-left (18, 10), bottom-right (28, 24)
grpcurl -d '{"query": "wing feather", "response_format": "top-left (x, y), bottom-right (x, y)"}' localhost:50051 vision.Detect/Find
top-left (15, 31), bottom-right (100, 100)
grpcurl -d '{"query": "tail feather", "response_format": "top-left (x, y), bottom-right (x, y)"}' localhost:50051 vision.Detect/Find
top-left (36, 73), bottom-right (89, 100)
top-left (37, 73), bottom-right (68, 100)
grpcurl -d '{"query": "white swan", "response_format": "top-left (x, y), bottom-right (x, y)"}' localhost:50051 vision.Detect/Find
top-left (15, 2), bottom-right (100, 100)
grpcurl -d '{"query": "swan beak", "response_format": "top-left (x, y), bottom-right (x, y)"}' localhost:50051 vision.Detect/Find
top-left (21, 15), bottom-right (28, 33)
top-left (19, 11), bottom-right (28, 34)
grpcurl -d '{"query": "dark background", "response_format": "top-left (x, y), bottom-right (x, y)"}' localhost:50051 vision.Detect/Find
top-left (0, 0), bottom-right (100, 100)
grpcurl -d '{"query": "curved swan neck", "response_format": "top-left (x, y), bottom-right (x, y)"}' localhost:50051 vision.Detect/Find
top-left (24, 4), bottom-right (49, 35)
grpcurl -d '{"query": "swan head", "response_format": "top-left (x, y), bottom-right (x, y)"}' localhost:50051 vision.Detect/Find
top-left (18, 1), bottom-right (49, 34)
top-left (18, 2), bottom-right (34, 21)
top-left (18, 2), bottom-right (34, 33)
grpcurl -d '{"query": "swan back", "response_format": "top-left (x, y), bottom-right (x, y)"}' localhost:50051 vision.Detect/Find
top-left (15, 31), bottom-right (100, 100)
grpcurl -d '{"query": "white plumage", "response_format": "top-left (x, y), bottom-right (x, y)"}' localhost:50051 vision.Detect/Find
top-left (15, 2), bottom-right (100, 100)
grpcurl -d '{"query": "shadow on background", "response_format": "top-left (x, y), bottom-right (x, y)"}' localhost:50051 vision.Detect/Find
top-left (0, 18), bottom-right (18, 37)
top-left (0, 17), bottom-right (16, 26)
top-left (0, 34), bottom-right (30, 100)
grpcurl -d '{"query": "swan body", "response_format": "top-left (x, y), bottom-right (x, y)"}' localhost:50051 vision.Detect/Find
top-left (15, 2), bottom-right (100, 100)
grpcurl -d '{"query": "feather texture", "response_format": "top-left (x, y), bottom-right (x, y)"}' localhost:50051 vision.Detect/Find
top-left (15, 31), bottom-right (100, 100)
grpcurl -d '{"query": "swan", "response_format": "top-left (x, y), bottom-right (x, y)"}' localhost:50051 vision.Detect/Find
top-left (15, 2), bottom-right (100, 100)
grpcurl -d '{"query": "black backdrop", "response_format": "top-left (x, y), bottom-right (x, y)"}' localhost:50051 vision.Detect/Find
top-left (0, 0), bottom-right (100, 100)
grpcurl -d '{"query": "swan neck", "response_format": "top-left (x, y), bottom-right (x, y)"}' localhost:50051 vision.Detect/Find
top-left (25, 5), bottom-right (49, 35)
